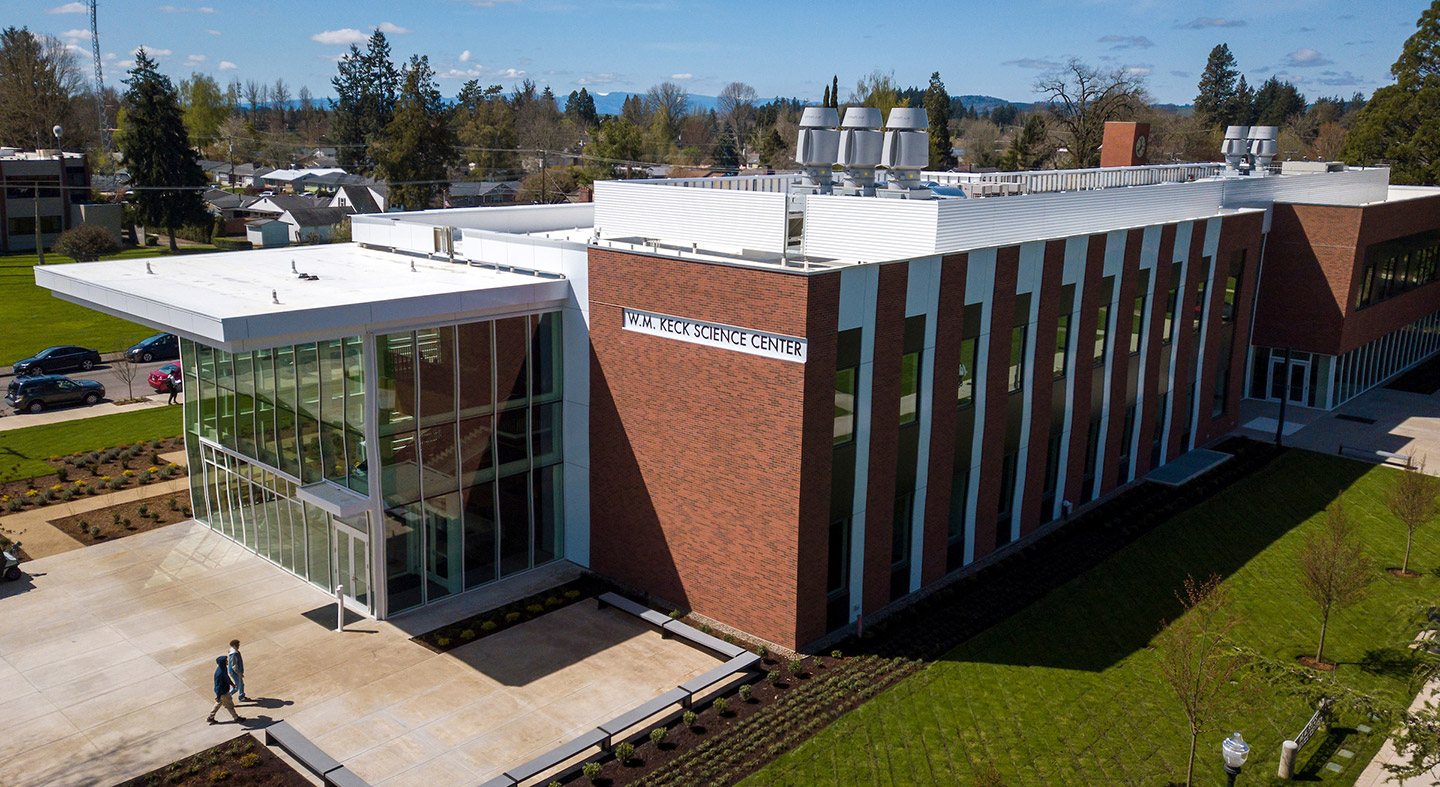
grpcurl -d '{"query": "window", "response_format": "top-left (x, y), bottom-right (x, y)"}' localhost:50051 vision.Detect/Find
top-left (947, 467), bottom-right (970, 572)
top-left (827, 518), bottom-right (850, 596)
top-left (834, 368), bottom-right (857, 445)
top-left (1356, 229), bottom-right (1440, 309)
top-left (1129, 294), bottom-right (1146, 354)
top-left (1054, 313), bottom-right (1070, 377)
top-left (995, 451), bottom-right (1019, 547)
top-left (1212, 363), bottom-right (1231, 418)
top-left (1116, 404), bottom-right (1137, 483)
top-left (957, 337), bottom-right (977, 408)
top-left (1093, 304), bottom-right (1109, 365)
top-left (1082, 417), bottom-right (1102, 502)
top-left (1163, 287), bottom-right (1179, 344)
top-left (1008, 324), bottom-right (1027, 392)
top-left (899, 351), bottom-right (921, 425)
top-left (1192, 258), bottom-right (1211, 334)
top-left (1222, 250), bottom-right (1245, 323)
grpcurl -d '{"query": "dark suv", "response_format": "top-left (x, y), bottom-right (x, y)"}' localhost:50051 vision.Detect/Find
top-left (126, 333), bottom-right (179, 363)
top-left (5, 375), bottom-right (106, 413)
top-left (12, 346), bottom-right (102, 376)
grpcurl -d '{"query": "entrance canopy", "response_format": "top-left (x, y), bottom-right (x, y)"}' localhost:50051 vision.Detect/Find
top-left (35, 243), bottom-right (570, 352)
top-left (297, 480), bottom-right (370, 518)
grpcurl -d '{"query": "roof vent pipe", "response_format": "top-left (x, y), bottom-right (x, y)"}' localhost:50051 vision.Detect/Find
top-left (1222, 126), bottom-right (1250, 175)
top-left (837, 107), bottom-right (883, 196)
top-left (880, 107), bottom-right (931, 197)
top-left (1247, 126), bottom-right (1278, 174)
top-left (794, 107), bottom-right (840, 194)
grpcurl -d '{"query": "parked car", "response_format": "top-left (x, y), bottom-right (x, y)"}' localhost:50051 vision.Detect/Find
top-left (127, 333), bottom-right (179, 363)
top-left (11, 346), bottom-right (102, 376)
top-left (5, 375), bottom-right (105, 413)
top-left (148, 363), bottom-right (181, 393)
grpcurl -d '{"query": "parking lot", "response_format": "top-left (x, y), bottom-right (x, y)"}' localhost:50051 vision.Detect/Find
top-left (0, 357), bottom-right (173, 417)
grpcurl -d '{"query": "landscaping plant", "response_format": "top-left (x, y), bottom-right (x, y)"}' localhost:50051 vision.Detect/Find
top-left (1385, 456), bottom-right (1439, 576)
top-left (1297, 495), bottom-right (1375, 667)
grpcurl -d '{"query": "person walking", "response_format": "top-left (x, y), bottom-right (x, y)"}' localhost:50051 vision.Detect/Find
top-left (227, 639), bottom-right (250, 702)
top-left (166, 370), bottom-right (182, 405)
top-left (207, 655), bottom-right (244, 724)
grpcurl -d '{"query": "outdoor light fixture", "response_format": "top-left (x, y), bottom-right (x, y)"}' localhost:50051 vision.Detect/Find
top-left (1221, 732), bottom-right (1250, 787)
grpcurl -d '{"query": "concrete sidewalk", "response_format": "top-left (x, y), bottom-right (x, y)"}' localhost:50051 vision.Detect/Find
top-left (1354, 678), bottom-right (1440, 786)
top-left (0, 394), bottom-right (178, 433)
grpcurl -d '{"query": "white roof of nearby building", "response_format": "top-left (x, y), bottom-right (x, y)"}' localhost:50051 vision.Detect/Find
top-left (35, 243), bottom-right (568, 352)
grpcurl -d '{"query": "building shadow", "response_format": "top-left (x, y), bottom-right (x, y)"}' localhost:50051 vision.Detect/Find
top-left (936, 449), bottom-right (1370, 673)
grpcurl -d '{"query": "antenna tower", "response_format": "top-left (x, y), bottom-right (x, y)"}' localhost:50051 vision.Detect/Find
top-left (88, 0), bottom-right (109, 155)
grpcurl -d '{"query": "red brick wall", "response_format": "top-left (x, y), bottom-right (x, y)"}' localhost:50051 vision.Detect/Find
top-left (1132, 225), bottom-right (1178, 478)
top-left (1018, 241), bottom-right (1065, 535)
top-left (919, 254), bottom-right (968, 585)
top-left (1100, 230), bottom-right (1144, 496)
top-left (860, 263), bottom-right (909, 614)
top-left (1345, 195), bottom-right (1440, 353)
top-left (587, 247), bottom-right (834, 648)
top-left (1165, 220), bottom-right (1212, 461)
top-left (972, 248), bottom-right (1020, 560)
top-left (1062, 236), bottom-right (1106, 507)
top-left (1197, 211), bottom-right (1264, 444)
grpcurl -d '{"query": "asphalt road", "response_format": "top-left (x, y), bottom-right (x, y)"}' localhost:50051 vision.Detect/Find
top-left (0, 358), bottom-right (174, 407)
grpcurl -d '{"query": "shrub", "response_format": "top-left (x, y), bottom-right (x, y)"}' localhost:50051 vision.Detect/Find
top-left (525, 603), bottom-right (544, 615)
top-left (757, 645), bottom-right (768, 659)
top-left (505, 611), bottom-right (521, 624)
top-left (122, 469), bottom-right (137, 478)
top-left (460, 629), bottom-right (476, 640)
top-left (787, 660), bottom-right (803, 677)
top-left (481, 620), bottom-right (497, 631)
top-left (668, 608), bottom-right (683, 620)
top-left (723, 633), bottom-right (735, 644)
top-left (52, 225), bottom-right (121, 262)
top-left (151, 452), bottom-right (163, 466)
top-left (713, 697), bottom-right (730, 715)
top-left (122, 517), bottom-right (132, 529)
top-left (58, 489), bottom-right (74, 501)
top-left (207, 768), bottom-right (229, 782)
top-left (768, 670), bottom-right (781, 685)
top-left (649, 727), bottom-right (667, 746)
top-left (581, 762), bottom-right (602, 781)
top-left (168, 497), bottom-right (179, 511)
top-left (699, 623), bottom-right (712, 634)
top-left (682, 710), bottom-right (698, 728)
top-left (6, 500), bottom-right (22, 513)
top-left (56, 467), bottom-right (68, 481)
top-left (435, 636), bottom-right (450, 647)
top-left (830, 650), bottom-right (843, 659)
top-left (78, 521), bottom-right (90, 534)
top-left (738, 684), bottom-right (753, 702)
top-left (564, 589), bottom-right (581, 599)
top-left (237, 753), bottom-right (261, 769)
top-left (139, 504), bottom-right (149, 517)
top-left (544, 595), bottom-right (562, 608)
top-left (615, 741), bottom-right (635, 764)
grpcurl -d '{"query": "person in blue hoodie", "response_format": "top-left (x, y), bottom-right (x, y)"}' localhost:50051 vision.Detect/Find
top-left (207, 654), bottom-right (244, 724)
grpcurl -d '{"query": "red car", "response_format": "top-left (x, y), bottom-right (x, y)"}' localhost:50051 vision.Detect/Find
top-left (148, 363), bottom-right (181, 393)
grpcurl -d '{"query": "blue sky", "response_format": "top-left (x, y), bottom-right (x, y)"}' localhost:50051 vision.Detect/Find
top-left (10, 0), bottom-right (1430, 104)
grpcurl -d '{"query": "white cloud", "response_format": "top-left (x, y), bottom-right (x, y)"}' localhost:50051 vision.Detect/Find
top-left (1123, 65), bottom-right (1153, 77)
top-left (206, 29), bottom-right (221, 36)
top-left (197, 6), bottom-right (215, 11)
top-left (376, 22), bottom-right (411, 34)
top-left (1002, 58), bottom-right (1064, 70)
top-left (133, 45), bottom-right (173, 57)
top-left (59, 29), bottom-right (90, 39)
top-left (219, 60), bottom-right (237, 71)
top-left (439, 64), bottom-right (526, 80)
top-left (469, 0), bottom-right (521, 6)
top-left (1282, 48), bottom-right (1334, 68)
top-left (576, 73), bottom-right (620, 86)
top-left (310, 28), bottom-right (369, 46)
top-left (1098, 35), bottom-right (1153, 50)
top-left (493, 67), bottom-right (525, 78)
top-left (459, 49), bottom-right (472, 62)
top-left (157, 4), bottom-right (217, 11)
top-left (443, 68), bottom-right (482, 79)
top-left (1175, 17), bottom-right (1246, 29)
top-left (670, 73), bottom-right (693, 80)
top-left (187, 54), bottom-right (207, 63)
top-left (47, 2), bottom-right (87, 13)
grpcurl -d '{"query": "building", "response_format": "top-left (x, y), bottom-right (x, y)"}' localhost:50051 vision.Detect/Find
top-left (0, 149), bottom-right (108, 253)
top-left (35, 117), bottom-right (1440, 652)
top-left (328, 184), bottom-right (387, 214)
top-left (245, 218), bottom-right (289, 248)
top-left (447, 181), bottom-right (519, 208)
top-left (278, 206), bottom-right (353, 243)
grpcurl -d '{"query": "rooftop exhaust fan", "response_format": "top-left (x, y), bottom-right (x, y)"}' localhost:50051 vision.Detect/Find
top-left (1248, 126), bottom-right (1278, 174)
top-left (837, 107), bottom-right (883, 196)
top-left (794, 107), bottom-right (840, 194)
top-left (1222, 126), bottom-right (1250, 175)
top-left (880, 107), bottom-right (931, 198)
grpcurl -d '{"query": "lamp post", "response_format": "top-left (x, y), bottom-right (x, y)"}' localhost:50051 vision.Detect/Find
top-left (1222, 732), bottom-right (1250, 787)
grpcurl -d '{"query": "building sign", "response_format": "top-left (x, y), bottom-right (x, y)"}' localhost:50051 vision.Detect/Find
top-left (622, 308), bottom-right (807, 363)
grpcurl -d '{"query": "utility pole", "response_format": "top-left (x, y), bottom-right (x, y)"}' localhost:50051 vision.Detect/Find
top-left (540, 149), bottom-right (547, 203)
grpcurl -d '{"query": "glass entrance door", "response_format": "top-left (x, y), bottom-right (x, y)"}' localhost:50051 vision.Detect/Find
top-left (333, 515), bottom-right (371, 614)
top-left (1268, 356), bottom-right (1310, 406)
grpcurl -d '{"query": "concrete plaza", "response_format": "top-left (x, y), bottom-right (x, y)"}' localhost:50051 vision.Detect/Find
top-left (0, 521), bottom-right (721, 786)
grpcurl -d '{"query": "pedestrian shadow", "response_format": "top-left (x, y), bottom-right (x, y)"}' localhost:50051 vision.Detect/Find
top-left (238, 714), bottom-right (277, 729)
top-left (243, 697), bottom-right (293, 711)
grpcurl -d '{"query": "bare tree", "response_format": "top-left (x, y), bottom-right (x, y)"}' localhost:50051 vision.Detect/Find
top-left (1386, 456), bottom-right (1439, 576)
top-left (243, 79), bottom-right (263, 115)
top-left (1297, 495), bottom-right (1375, 667)
top-left (717, 81), bottom-right (757, 152)
top-left (112, 356), bottom-right (140, 402)
top-left (0, 27), bottom-right (87, 149)
top-left (644, 81), bottom-right (689, 139)
top-left (1155, 574), bottom-right (1249, 787)
top-left (1035, 58), bottom-right (1149, 168)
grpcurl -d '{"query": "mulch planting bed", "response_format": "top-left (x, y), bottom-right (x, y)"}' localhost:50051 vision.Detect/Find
top-left (412, 574), bottom-right (611, 653)
top-left (117, 734), bottom-right (310, 787)
top-left (49, 491), bottom-right (193, 546)
top-left (0, 437), bottom-right (186, 514)
top-left (586, 436), bottom-right (1286, 787)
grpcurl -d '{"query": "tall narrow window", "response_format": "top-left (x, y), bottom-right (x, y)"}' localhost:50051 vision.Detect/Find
top-left (1163, 286), bottom-right (1178, 344)
top-left (1054, 312), bottom-right (1070, 377)
top-left (834, 368), bottom-right (857, 445)
top-left (957, 337), bottom-right (977, 408)
top-left (1008, 324), bottom-right (1027, 392)
top-left (1222, 250), bottom-right (1245, 323)
top-left (1192, 257), bottom-right (1211, 334)
top-left (899, 350), bottom-right (921, 425)
top-left (1129, 294), bottom-right (1146, 354)
top-left (1093, 304), bottom-right (1109, 365)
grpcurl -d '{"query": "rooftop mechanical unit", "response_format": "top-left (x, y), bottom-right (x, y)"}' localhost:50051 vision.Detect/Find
top-left (1221, 125), bottom-right (1279, 176)
top-left (794, 107), bottom-right (840, 195)
top-left (836, 107), bottom-right (883, 196)
top-left (880, 107), bottom-right (930, 198)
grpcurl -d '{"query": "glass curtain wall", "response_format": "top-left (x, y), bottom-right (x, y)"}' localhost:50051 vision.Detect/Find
top-left (180, 336), bottom-right (368, 594)
top-left (378, 312), bottom-right (564, 614)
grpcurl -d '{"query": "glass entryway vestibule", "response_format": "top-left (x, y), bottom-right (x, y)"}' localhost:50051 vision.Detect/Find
top-left (334, 514), bottom-right (371, 612)
top-left (1267, 354), bottom-right (1310, 405)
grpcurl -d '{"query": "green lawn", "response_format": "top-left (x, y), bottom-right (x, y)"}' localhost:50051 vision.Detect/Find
top-left (0, 246), bottom-right (217, 363)
top-left (745, 450), bottom-right (1435, 787)
top-left (0, 406), bottom-right (183, 483)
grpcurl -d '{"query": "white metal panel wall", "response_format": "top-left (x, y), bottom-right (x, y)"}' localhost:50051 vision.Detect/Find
top-left (594, 181), bottom-right (788, 253)
top-left (802, 196), bottom-right (939, 262)
top-left (1220, 167), bottom-right (1389, 210)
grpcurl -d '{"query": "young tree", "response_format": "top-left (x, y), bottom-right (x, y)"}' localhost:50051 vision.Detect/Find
top-left (0, 27), bottom-right (86, 149)
top-left (758, 127), bottom-right (787, 169)
top-left (1194, 43), bottom-right (1240, 128)
top-left (1342, 2), bottom-right (1440, 184)
top-left (1226, 74), bottom-right (1255, 126)
top-left (179, 72), bottom-right (230, 151)
top-left (1035, 58), bottom-right (1148, 168)
top-left (1385, 457), bottom-right (1439, 576)
top-left (924, 72), bottom-right (957, 169)
top-left (852, 69), bottom-right (904, 115)
top-left (118, 51), bottom-right (208, 252)
top-left (331, 30), bottom-right (397, 175)
top-left (1297, 495), bottom-right (1375, 666)
top-left (645, 81), bottom-right (690, 142)
top-left (1156, 574), bottom-right (1249, 787)
top-left (375, 55), bottom-right (456, 211)
top-left (959, 118), bottom-right (1004, 168)
top-left (999, 114), bottom-right (1051, 171)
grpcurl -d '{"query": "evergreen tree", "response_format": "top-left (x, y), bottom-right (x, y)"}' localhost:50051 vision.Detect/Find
top-left (1226, 75), bottom-right (1255, 126)
top-left (455, 80), bottom-right (517, 180)
top-left (758, 127), bottom-right (786, 168)
top-left (376, 55), bottom-right (456, 210)
top-left (1194, 43), bottom-right (1239, 128)
top-left (923, 71), bottom-right (957, 169)
top-left (1252, 76), bottom-right (1307, 126)
top-left (564, 87), bottom-right (597, 127)
top-left (822, 85), bottom-right (830, 109)
top-left (117, 51), bottom-right (207, 252)
top-left (331, 31), bottom-right (397, 175)
top-left (831, 75), bottom-right (839, 108)
top-left (999, 114), bottom-right (1051, 171)
top-left (713, 126), bottom-right (741, 172)
top-left (1343, 1), bottom-right (1440, 184)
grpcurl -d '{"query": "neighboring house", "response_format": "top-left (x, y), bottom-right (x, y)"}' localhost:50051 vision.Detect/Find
top-left (329, 184), bottom-right (383, 214)
top-left (447, 181), bottom-right (519, 208)
top-left (245, 218), bottom-right (288, 248)
top-left (197, 160), bottom-right (229, 184)
top-left (261, 168), bottom-right (347, 193)
top-left (247, 194), bottom-right (322, 218)
top-left (0, 149), bottom-right (106, 253)
top-left (232, 163), bottom-right (274, 189)
top-left (278, 206), bottom-right (352, 242)
top-left (203, 189), bottom-right (260, 235)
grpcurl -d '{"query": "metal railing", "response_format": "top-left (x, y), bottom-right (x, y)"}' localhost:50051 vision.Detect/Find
top-left (921, 163), bottom-right (1226, 194)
